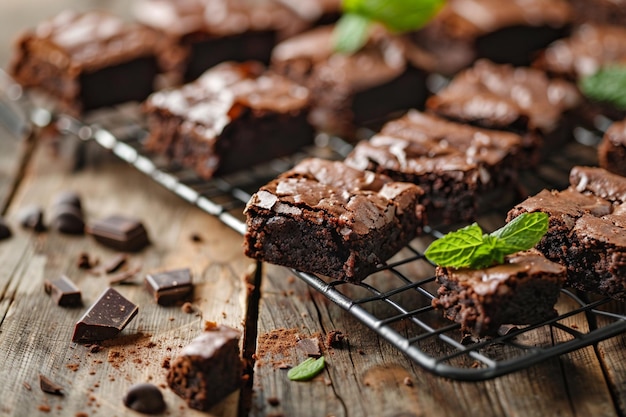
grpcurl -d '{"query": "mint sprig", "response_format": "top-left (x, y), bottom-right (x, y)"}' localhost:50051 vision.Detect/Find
top-left (287, 356), bottom-right (326, 381)
top-left (333, 0), bottom-right (446, 54)
top-left (424, 212), bottom-right (549, 269)
top-left (580, 66), bottom-right (626, 110)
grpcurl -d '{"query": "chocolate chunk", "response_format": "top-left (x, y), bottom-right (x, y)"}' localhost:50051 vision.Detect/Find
top-left (0, 218), bottom-right (12, 240)
top-left (18, 205), bottom-right (45, 232)
top-left (123, 383), bottom-right (166, 414)
top-left (103, 253), bottom-right (128, 274)
top-left (72, 287), bottom-right (138, 343)
top-left (44, 275), bottom-right (82, 307)
top-left (326, 330), bottom-right (345, 349)
top-left (52, 190), bottom-right (82, 211)
top-left (145, 268), bottom-right (193, 305)
top-left (39, 374), bottom-right (64, 395)
top-left (50, 204), bottom-right (84, 234)
top-left (296, 337), bottom-right (321, 357)
top-left (77, 252), bottom-right (97, 269)
top-left (87, 215), bottom-right (150, 252)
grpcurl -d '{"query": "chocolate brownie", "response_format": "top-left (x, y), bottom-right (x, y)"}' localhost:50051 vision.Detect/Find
top-left (133, 0), bottom-right (307, 82)
top-left (534, 24), bottom-right (626, 126)
top-left (508, 166), bottom-right (626, 300)
top-left (599, 120), bottom-right (626, 177)
top-left (433, 249), bottom-right (566, 337)
top-left (142, 61), bottom-right (315, 179)
top-left (244, 158), bottom-right (426, 282)
top-left (427, 59), bottom-right (581, 152)
top-left (409, 0), bottom-right (572, 74)
top-left (344, 110), bottom-right (526, 224)
top-left (570, 0), bottom-right (626, 26)
top-left (167, 325), bottom-right (243, 411)
top-left (9, 10), bottom-right (176, 115)
top-left (271, 25), bottom-right (433, 138)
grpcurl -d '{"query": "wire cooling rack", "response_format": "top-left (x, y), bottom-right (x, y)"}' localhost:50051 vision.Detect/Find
top-left (2, 69), bottom-right (626, 381)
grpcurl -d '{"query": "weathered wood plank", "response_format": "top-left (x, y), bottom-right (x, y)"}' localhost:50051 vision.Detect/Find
top-left (0, 137), bottom-right (254, 417)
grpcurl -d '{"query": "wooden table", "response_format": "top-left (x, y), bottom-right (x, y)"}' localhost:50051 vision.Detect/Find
top-left (2, 2), bottom-right (626, 417)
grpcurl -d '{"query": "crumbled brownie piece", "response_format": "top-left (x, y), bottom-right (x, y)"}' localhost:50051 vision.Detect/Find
top-left (167, 325), bottom-right (243, 411)
top-left (244, 158), bottom-right (426, 282)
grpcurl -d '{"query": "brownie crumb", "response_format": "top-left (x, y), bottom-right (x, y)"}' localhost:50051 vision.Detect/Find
top-left (326, 331), bottom-right (345, 349)
top-left (39, 374), bottom-right (64, 395)
top-left (358, 349), bottom-right (365, 355)
top-left (181, 302), bottom-right (194, 314)
top-left (89, 344), bottom-right (102, 354)
top-left (66, 363), bottom-right (80, 372)
top-left (267, 397), bottom-right (280, 406)
top-left (403, 377), bottom-right (413, 387)
top-left (38, 404), bottom-right (52, 413)
top-left (161, 357), bottom-right (171, 369)
top-left (77, 252), bottom-right (97, 269)
top-left (204, 320), bottom-right (218, 330)
top-left (75, 412), bottom-right (89, 417)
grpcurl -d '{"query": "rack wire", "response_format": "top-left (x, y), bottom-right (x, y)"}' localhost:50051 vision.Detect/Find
top-left (2, 69), bottom-right (626, 381)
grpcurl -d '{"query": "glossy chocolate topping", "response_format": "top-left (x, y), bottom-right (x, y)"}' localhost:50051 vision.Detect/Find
top-left (570, 166), bottom-right (626, 204)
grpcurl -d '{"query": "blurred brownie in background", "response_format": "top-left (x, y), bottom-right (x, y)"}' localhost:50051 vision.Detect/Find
top-left (409, 0), bottom-right (573, 74)
top-left (569, 0), bottom-right (626, 27)
top-left (142, 61), bottom-right (315, 179)
top-left (10, 10), bottom-right (178, 115)
top-left (274, 0), bottom-right (341, 27)
top-left (598, 120), bottom-right (626, 177)
top-left (271, 25), bottom-right (435, 139)
top-left (133, 0), bottom-right (309, 82)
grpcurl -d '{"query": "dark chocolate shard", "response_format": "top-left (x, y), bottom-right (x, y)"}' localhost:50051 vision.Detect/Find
top-left (72, 287), bottom-right (138, 343)
top-left (87, 215), bottom-right (150, 252)
top-left (18, 205), bottom-right (45, 232)
top-left (44, 275), bottom-right (82, 307)
top-left (123, 383), bottom-right (166, 414)
top-left (296, 337), bottom-right (321, 357)
top-left (103, 253), bottom-right (128, 274)
top-left (50, 204), bottom-right (84, 234)
top-left (39, 374), bottom-right (64, 395)
top-left (145, 268), bottom-right (193, 305)
top-left (0, 218), bottom-right (12, 240)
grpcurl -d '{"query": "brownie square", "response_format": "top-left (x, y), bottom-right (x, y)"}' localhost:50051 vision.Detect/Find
top-left (167, 325), bottom-right (243, 411)
top-left (508, 166), bottom-right (626, 300)
top-left (427, 59), bottom-right (582, 152)
top-left (271, 26), bottom-right (432, 139)
top-left (142, 61), bottom-right (315, 179)
top-left (244, 158), bottom-right (426, 282)
top-left (433, 249), bottom-right (566, 337)
top-left (133, 0), bottom-right (308, 82)
top-left (9, 10), bottom-right (175, 115)
top-left (344, 110), bottom-right (526, 224)
top-left (598, 120), bottom-right (626, 177)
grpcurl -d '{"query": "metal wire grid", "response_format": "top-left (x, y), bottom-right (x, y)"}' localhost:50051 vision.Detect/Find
top-left (2, 71), bottom-right (626, 381)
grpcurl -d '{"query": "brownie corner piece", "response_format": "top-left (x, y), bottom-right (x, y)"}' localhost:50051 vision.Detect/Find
top-left (243, 158), bottom-right (425, 282)
top-left (167, 325), bottom-right (243, 411)
top-left (432, 249), bottom-right (566, 337)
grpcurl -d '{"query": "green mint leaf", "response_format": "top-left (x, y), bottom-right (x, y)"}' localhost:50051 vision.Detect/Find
top-left (333, 13), bottom-right (372, 54)
top-left (489, 212), bottom-right (549, 253)
top-left (580, 66), bottom-right (626, 110)
top-left (424, 223), bottom-right (485, 268)
top-left (343, 0), bottom-right (446, 32)
top-left (287, 357), bottom-right (325, 381)
top-left (469, 235), bottom-right (506, 269)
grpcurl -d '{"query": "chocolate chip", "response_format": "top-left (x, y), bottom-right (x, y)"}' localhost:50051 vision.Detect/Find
top-left (123, 383), bottom-right (166, 414)
top-left (87, 215), bottom-right (150, 252)
top-left (0, 218), bottom-right (12, 240)
top-left (18, 205), bottom-right (45, 232)
top-left (102, 253), bottom-right (128, 274)
top-left (44, 275), bottom-right (82, 307)
top-left (52, 190), bottom-right (82, 211)
top-left (72, 288), bottom-right (138, 343)
top-left (50, 204), bottom-right (84, 234)
top-left (39, 374), bottom-right (64, 395)
top-left (77, 252), bottom-right (97, 269)
top-left (145, 268), bottom-right (193, 305)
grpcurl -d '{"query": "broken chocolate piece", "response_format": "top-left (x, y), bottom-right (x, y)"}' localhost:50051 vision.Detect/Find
top-left (167, 325), bottom-right (243, 411)
top-left (87, 215), bottom-right (150, 252)
top-left (103, 253), bottom-right (128, 274)
top-left (109, 265), bottom-right (142, 285)
top-left (44, 275), bottom-right (82, 307)
top-left (50, 204), bottom-right (84, 234)
top-left (39, 374), bottom-right (64, 395)
top-left (18, 205), bottom-right (45, 232)
top-left (296, 337), bottom-right (321, 357)
top-left (145, 268), bottom-right (193, 305)
top-left (123, 383), bottom-right (166, 414)
top-left (0, 218), bottom-right (12, 240)
top-left (72, 287), bottom-right (138, 343)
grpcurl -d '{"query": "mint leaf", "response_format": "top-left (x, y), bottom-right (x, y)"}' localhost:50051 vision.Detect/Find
top-left (424, 223), bottom-right (485, 268)
top-left (490, 212), bottom-right (549, 253)
top-left (287, 357), bottom-right (325, 381)
top-left (425, 213), bottom-right (549, 269)
top-left (333, 13), bottom-right (372, 54)
top-left (580, 66), bottom-right (626, 110)
top-left (343, 0), bottom-right (446, 32)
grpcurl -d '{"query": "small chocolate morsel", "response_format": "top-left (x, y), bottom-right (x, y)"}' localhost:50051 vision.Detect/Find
top-left (87, 215), bottom-right (150, 252)
top-left (145, 268), bottom-right (193, 305)
top-left (296, 337), bottom-right (321, 357)
top-left (123, 383), bottom-right (166, 414)
top-left (18, 205), bottom-right (45, 232)
top-left (50, 204), bottom-right (84, 234)
top-left (52, 190), bottom-right (82, 211)
top-left (0, 218), bottom-right (12, 240)
top-left (39, 374), bottom-right (64, 395)
top-left (103, 253), bottom-right (128, 274)
top-left (44, 275), bottom-right (82, 307)
top-left (72, 287), bottom-right (138, 343)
